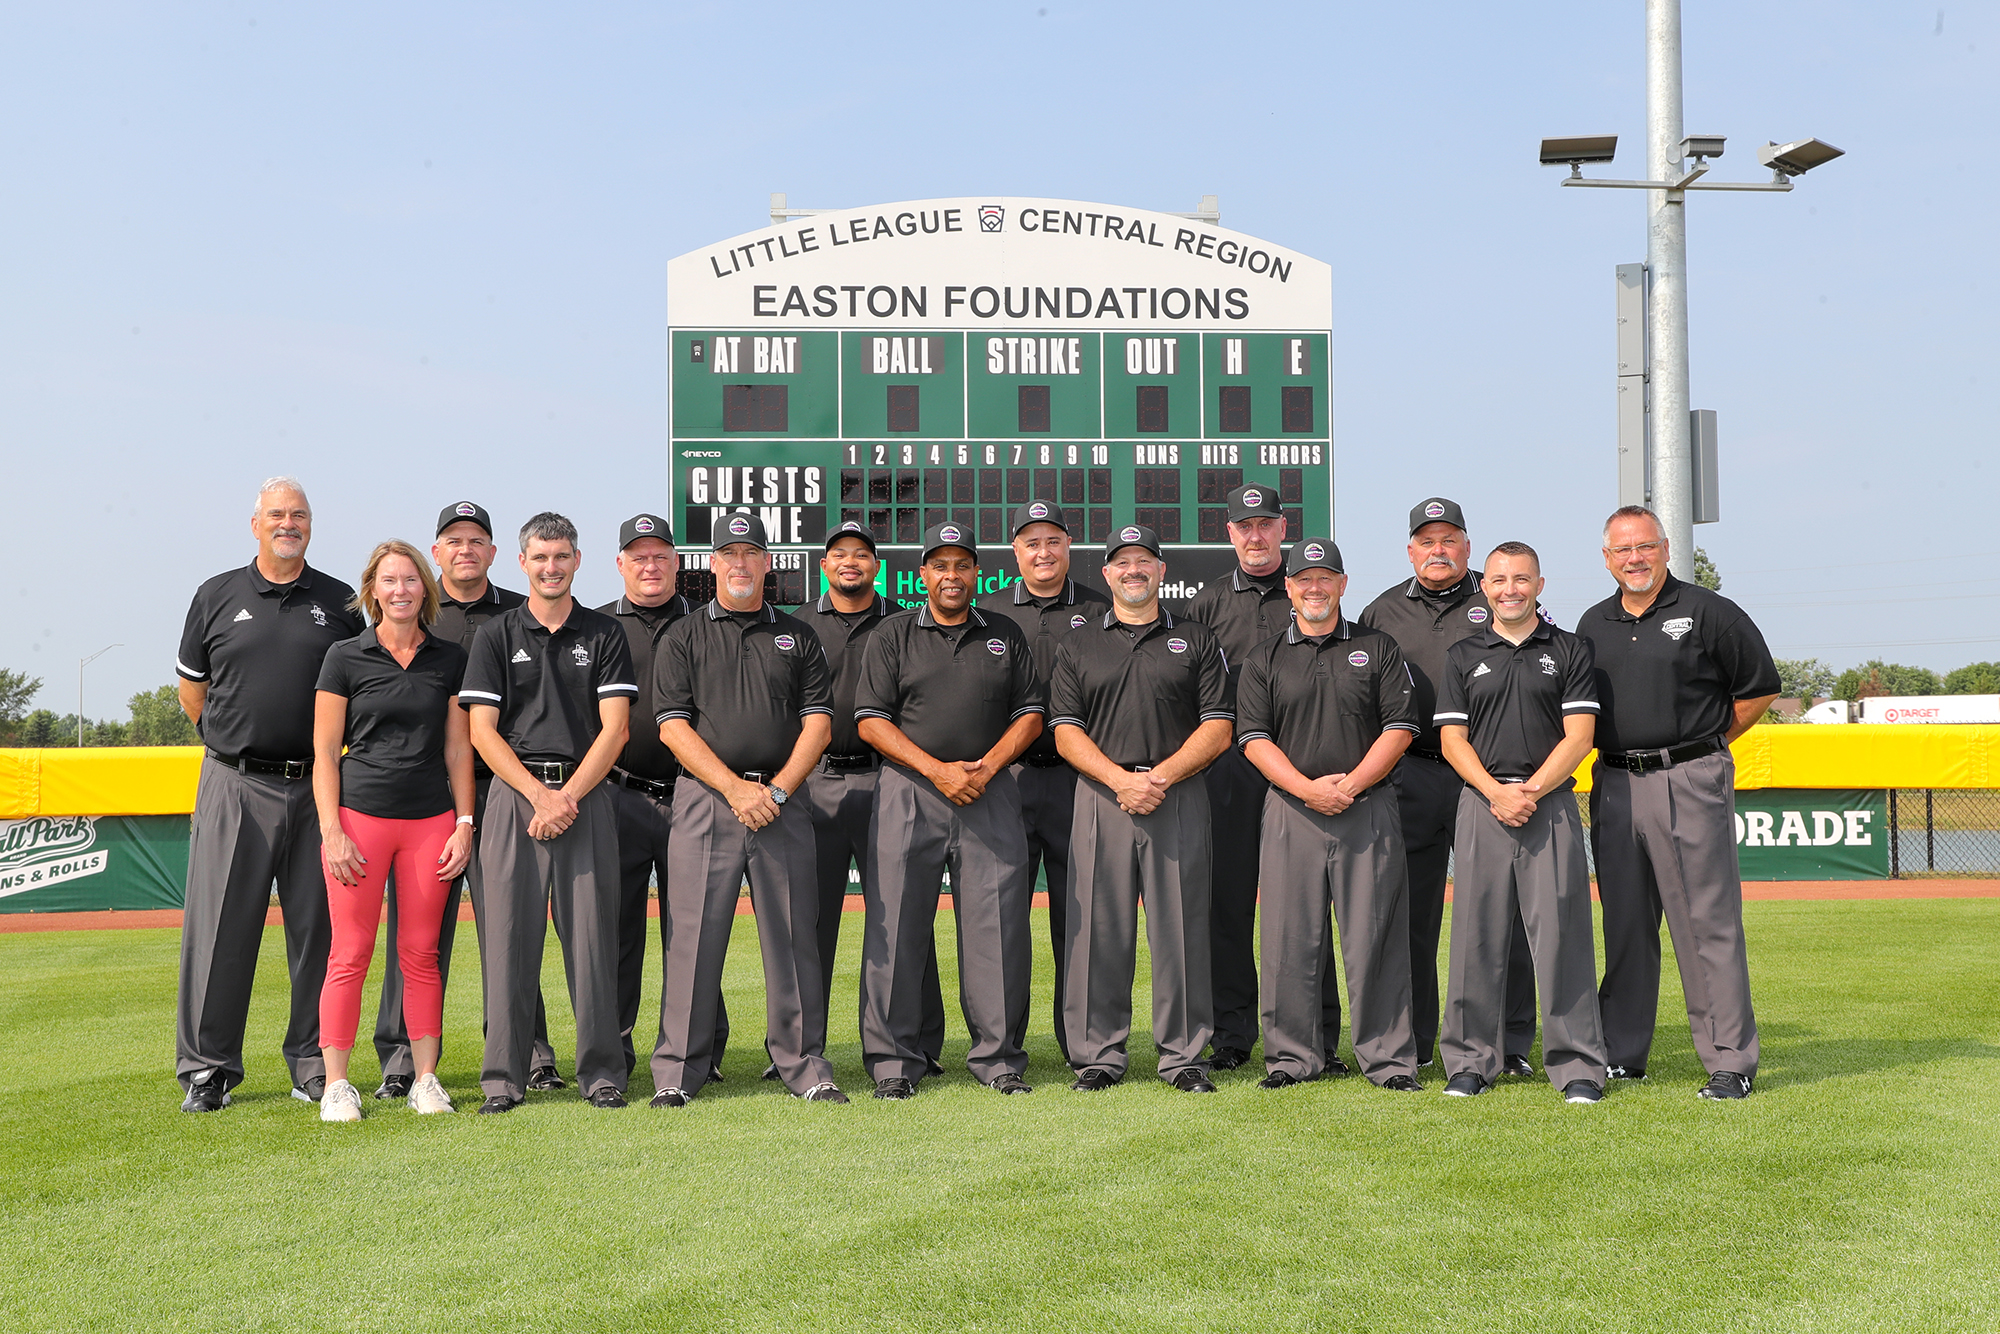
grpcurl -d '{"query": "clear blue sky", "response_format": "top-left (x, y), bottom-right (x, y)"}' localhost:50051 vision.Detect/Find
top-left (3, 2), bottom-right (1992, 716)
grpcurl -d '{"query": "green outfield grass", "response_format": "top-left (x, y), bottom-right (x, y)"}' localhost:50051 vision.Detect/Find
top-left (2, 899), bottom-right (1996, 1333)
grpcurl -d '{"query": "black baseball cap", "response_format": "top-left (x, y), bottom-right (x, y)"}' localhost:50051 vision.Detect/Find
top-left (823, 520), bottom-right (878, 553)
top-left (436, 501), bottom-right (493, 537)
top-left (1010, 500), bottom-right (1069, 536)
top-left (1226, 484), bottom-right (1284, 524)
top-left (619, 513), bottom-right (674, 550)
top-left (712, 512), bottom-right (770, 551)
top-left (1285, 537), bottom-right (1345, 577)
top-left (1409, 497), bottom-right (1467, 535)
top-left (920, 520), bottom-right (979, 564)
top-left (1103, 522), bottom-right (1162, 560)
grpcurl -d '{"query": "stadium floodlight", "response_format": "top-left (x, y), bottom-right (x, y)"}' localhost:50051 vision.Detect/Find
top-left (1680, 134), bottom-right (1725, 161)
top-left (1539, 135), bottom-right (1619, 176)
top-left (1757, 137), bottom-right (1845, 178)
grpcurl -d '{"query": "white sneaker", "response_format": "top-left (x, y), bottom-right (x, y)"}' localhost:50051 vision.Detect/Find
top-left (319, 1078), bottom-right (363, 1123)
top-left (408, 1072), bottom-right (455, 1115)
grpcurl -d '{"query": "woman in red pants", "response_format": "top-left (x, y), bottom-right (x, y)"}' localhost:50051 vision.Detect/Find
top-left (312, 539), bottom-right (474, 1120)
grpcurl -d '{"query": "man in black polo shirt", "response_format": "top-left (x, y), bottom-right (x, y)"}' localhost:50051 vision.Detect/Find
top-left (594, 513), bottom-right (729, 1083)
top-left (982, 501), bottom-right (1110, 1062)
top-left (1184, 483), bottom-right (1323, 1070)
top-left (855, 522), bottom-right (1044, 1099)
top-left (174, 476), bottom-right (363, 1112)
top-left (1235, 538), bottom-right (1425, 1091)
top-left (1050, 524), bottom-right (1233, 1093)
top-left (371, 500), bottom-right (559, 1099)
top-left (459, 512), bottom-right (637, 1113)
top-left (649, 513), bottom-right (847, 1106)
top-left (1358, 497), bottom-right (1537, 1074)
top-left (1435, 542), bottom-right (1608, 1103)
top-left (1579, 506), bottom-right (1778, 1100)
top-left (794, 522), bottom-right (944, 1077)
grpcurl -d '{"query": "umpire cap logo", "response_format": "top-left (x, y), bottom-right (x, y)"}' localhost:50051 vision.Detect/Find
top-left (727, 517), bottom-right (751, 537)
top-left (1119, 526), bottom-right (1142, 542)
top-left (1243, 489), bottom-right (1264, 508)
top-left (1347, 650), bottom-right (1369, 667)
top-left (1424, 501), bottom-right (1446, 519)
top-left (940, 525), bottom-right (963, 543)
top-left (634, 516), bottom-right (655, 533)
top-left (1304, 542), bottom-right (1325, 561)
top-left (454, 502), bottom-right (478, 517)
top-left (1028, 502), bottom-right (1050, 519)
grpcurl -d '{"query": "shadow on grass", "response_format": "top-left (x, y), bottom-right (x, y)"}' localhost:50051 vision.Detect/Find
top-left (1756, 1019), bottom-right (2000, 1088)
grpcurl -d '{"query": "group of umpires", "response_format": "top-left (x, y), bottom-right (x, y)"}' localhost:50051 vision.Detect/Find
top-left (173, 474), bottom-right (1779, 1116)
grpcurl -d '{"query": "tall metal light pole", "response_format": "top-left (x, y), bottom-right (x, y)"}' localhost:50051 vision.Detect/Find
top-left (1645, 0), bottom-right (1694, 579)
top-left (78, 643), bottom-right (120, 746)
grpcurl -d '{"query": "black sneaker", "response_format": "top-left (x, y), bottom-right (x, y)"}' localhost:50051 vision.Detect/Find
top-left (374, 1074), bottom-right (413, 1100)
top-left (1323, 1053), bottom-right (1352, 1077)
top-left (1607, 1065), bottom-right (1647, 1081)
top-left (1380, 1074), bottom-right (1425, 1093)
top-left (989, 1072), bottom-right (1033, 1095)
top-left (1258, 1069), bottom-right (1312, 1090)
top-left (290, 1076), bottom-right (326, 1103)
top-left (1169, 1067), bottom-right (1217, 1094)
top-left (1443, 1073), bottom-right (1488, 1098)
top-left (706, 1066), bottom-right (724, 1084)
top-left (1697, 1071), bottom-right (1753, 1100)
top-left (476, 1095), bottom-right (520, 1115)
top-left (761, 1062), bottom-right (781, 1081)
top-left (587, 1088), bottom-right (628, 1109)
top-left (874, 1077), bottom-right (917, 1101)
top-left (1209, 1045), bottom-right (1251, 1071)
top-left (650, 1087), bottom-right (692, 1109)
top-left (1070, 1068), bottom-right (1119, 1092)
top-left (526, 1065), bottom-right (566, 1091)
top-left (1564, 1080), bottom-right (1605, 1104)
top-left (1501, 1054), bottom-right (1535, 1078)
top-left (924, 1055), bottom-right (945, 1078)
top-left (801, 1082), bottom-right (850, 1103)
top-left (180, 1079), bottom-right (230, 1113)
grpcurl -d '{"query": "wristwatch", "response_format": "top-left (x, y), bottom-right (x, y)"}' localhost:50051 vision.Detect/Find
top-left (768, 784), bottom-right (789, 806)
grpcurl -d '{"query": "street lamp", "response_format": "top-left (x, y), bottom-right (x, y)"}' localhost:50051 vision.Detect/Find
top-left (78, 644), bottom-right (121, 746)
top-left (1539, 0), bottom-right (1843, 581)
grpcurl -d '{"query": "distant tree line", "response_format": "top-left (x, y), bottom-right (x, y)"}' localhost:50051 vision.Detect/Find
top-left (0, 671), bottom-right (199, 747)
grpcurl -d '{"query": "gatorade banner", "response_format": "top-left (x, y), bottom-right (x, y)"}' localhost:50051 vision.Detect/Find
top-left (1733, 788), bottom-right (1888, 881)
top-left (0, 814), bottom-right (190, 912)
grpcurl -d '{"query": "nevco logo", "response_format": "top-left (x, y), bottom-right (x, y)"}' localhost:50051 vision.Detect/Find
top-left (0, 816), bottom-right (109, 898)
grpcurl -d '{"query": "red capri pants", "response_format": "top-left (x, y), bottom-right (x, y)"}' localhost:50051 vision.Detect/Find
top-left (320, 808), bottom-right (456, 1051)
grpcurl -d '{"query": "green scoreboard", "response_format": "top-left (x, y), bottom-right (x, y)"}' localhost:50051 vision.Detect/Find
top-left (665, 197), bottom-right (1332, 609)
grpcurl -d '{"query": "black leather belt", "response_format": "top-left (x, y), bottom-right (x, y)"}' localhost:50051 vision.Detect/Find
top-left (1018, 753), bottom-right (1069, 769)
top-left (739, 770), bottom-right (776, 784)
top-left (819, 753), bottom-right (877, 773)
top-left (1599, 736), bottom-right (1727, 774)
top-left (1119, 764), bottom-right (1154, 773)
top-left (522, 760), bottom-right (575, 786)
top-left (1405, 750), bottom-right (1449, 765)
top-left (208, 752), bottom-right (312, 780)
top-left (610, 767), bottom-right (676, 798)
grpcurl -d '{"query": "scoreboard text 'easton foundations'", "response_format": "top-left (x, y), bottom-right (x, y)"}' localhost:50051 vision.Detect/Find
top-left (665, 197), bottom-right (1333, 609)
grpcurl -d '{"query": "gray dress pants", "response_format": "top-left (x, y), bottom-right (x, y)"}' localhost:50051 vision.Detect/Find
top-left (610, 782), bottom-right (728, 1078)
top-left (1392, 754), bottom-right (1537, 1064)
top-left (477, 781), bottom-right (624, 1101)
top-left (651, 781), bottom-right (836, 1098)
top-left (862, 765), bottom-right (1032, 1084)
top-left (807, 764), bottom-right (943, 1059)
top-left (1442, 787), bottom-right (1607, 1090)
top-left (1590, 749), bottom-right (1759, 1077)
top-left (1258, 786), bottom-right (1419, 1084)
top-left (176, 757), bottom-right (330, 1092)
top-left (1064, 776), bottom-right (1213, 1083)
top-left (1013, 761), bottom-right (1078, 1060)
top-left (372, 776), bottom-right (557, 1080)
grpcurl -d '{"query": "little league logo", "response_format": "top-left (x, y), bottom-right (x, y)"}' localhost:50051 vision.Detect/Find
top-left (454, 502), bottom-right (479, 517)
top-left (1167, 638), bottom-right (1188, 654)
top-left (1070, 614), bottom-right (1087, 629)
top-left (940, 525), bottom-right (964, 543)
top-left (773, 634), bottom-right (796, 651)
top-left (979, 205), bottom-right (1004, 232)
top-left (1119, 526), bottom-right (1142, 543)
top-left (726, 517), bottom-right (752, 537)
top-left (1242, 489), bottom-right (1264, 508)
top-left (1303, 543), bottom-right (1326, 562)
top-left (634, 516), bottom-right (656, 533)
top-left (1467, 607), bottom-right (1488, 624)
top-left (1347, 650), bottom-right (1370, 668)
top-left (985, 639), bottom-right (1007, 656)
top-left (1028, 502), bottom-right (1050, 520)
top-left (1424, 501), bottom-right (1446, 519)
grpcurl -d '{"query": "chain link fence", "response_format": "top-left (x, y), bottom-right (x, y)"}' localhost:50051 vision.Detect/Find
top-left (1886, 789), bottom-right (2000, 878)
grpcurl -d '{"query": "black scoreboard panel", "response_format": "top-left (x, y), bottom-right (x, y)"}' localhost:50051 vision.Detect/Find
top-left (669, 329), bottom-right (1330, 610)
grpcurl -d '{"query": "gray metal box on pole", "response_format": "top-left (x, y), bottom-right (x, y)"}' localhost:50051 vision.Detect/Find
top-left (1616, 263), bottom-right (1649, 507)
top-left (1690, 407), bottom-right (1719, 523)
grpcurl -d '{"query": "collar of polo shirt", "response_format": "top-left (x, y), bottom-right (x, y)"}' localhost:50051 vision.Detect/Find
top-left (1285, 617), bottom-right (1352, 645)
top-left (618, 592), bottom-right (689, 618)
top-left (918, 604), bottom-right (987, 630)
top-left (1601, 571), bottom-right (1684, 622)
top-left (707, 599), bottom-right (777, 623)
top-left (1231, 567), bottom-right (1285, 594)
top-left (245, 559), bottom-right (318, 594)
top-left (1100, 607), bottom-right (1176, 632)
top-left (1474, 618), bottom-right (1553, 648)
top-left (816, 590), bottom-right (887, 616)
top-left (1013, 578), bottom-right (1077, 607)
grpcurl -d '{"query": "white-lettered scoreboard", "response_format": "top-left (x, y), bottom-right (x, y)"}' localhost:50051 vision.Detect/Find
top-left (666, 197), bottom-right (1332, 608)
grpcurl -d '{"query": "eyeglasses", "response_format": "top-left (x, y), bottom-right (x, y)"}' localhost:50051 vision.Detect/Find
top-left (1605, 541), bottom-right (1663, 558)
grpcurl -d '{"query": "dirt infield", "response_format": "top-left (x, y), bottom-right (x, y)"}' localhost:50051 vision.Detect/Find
top-left (3, 881), bottom-right (1994, 934)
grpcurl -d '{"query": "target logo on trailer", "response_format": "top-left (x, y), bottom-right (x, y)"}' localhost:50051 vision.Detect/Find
top-left (1348, 650), bottom-right (1370, 667)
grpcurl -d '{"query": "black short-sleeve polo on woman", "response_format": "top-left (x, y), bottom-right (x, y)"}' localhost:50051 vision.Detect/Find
top-left (315, 628), bottom-right (469, 819)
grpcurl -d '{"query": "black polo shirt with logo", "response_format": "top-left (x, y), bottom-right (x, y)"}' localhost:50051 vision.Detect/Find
top-left (794, 592), bottom-right (894, 759)
top-left (435, 581), bottom-right (526, 780)
top-left (1576, 573), bottom-right (1779, 754)
top-left (1234, 619), bottom-right (1421, 779)
top-left (315, 628), bottom-right (469, 819)
top-left (176, 560), bottom-right (365, 761)
top-left (1048, 610), bottom-right (1232, 770)
top-left (1356, 571), bottom-right (1496, 761)
top-left (1433, 622), bottom-right (1598, 788)
top-left (982, 578), bottom-right (1111, 764)
top-left (458, 600), bottom-right (637, 766)
top-left (1184, 565), bottom-right (1292, 684)
top-left (653, 601), bottom-right (834, 777)
top-left (596, 592), bottom-right (692, 782)
top-left (854, 605), bottom-right (1043, 764)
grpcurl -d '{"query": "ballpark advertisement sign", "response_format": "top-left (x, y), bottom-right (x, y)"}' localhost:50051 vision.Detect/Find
top-left (0, 814), bottom-right (190, 912)
top-left (1732, 788), bottom-right (1888, 881)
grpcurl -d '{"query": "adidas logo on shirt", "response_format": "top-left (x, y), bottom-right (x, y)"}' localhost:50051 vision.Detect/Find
top-left (510, 649), bottom-right (532, 663)
top-left (232, 609), bottom-right (253, 622)
top-left (1471, 662), bottom-right (1491, 678)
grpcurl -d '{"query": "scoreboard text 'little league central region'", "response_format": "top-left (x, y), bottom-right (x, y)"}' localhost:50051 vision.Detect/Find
top-left (665, 197), bottom-right (1332, 609)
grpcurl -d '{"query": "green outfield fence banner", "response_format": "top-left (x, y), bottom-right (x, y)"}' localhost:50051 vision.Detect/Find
top-left (0, 814), bottom-right (190, 913)
top-left (1733, 788), bottom-right (1888, 881)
